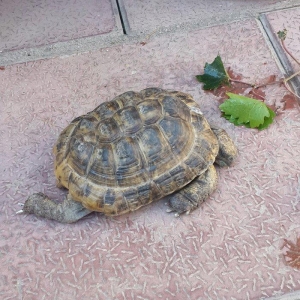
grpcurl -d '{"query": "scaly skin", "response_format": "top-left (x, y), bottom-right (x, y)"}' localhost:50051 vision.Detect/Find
top-left (23, 193), bottom-right (92, 223)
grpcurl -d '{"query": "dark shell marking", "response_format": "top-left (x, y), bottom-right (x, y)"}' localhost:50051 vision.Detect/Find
top-left (53, 88), bottom-right (219, 215)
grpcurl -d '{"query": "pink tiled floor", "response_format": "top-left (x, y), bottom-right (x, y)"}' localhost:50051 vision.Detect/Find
top-left (0, 0), bottom-right (117, 52)
top-left (121, 0), bottom-right (300, 34)
top-left (267, 7), bottom-right (300, 73)
top-left (1, 15), bottom-right (300, 299)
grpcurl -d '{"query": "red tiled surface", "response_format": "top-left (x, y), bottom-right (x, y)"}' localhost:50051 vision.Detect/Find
top-left (121, 0), bottom-right (300, 34)
top-left (0, 0), bottom-right (117, 52)
top-left (267, 7), bottom-right (300, 72)
top-left (1, 17), bottom-right (300, 298)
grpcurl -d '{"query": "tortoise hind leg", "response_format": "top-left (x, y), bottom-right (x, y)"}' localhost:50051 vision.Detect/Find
top-left (211, 127), bottom-right (238, 167)
top-left (167, 165), bottom-right (218, 216)
top-left (21, 193), bottom-right (92, 223)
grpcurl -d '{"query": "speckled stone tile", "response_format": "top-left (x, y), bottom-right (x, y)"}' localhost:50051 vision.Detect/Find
top-left (121, 0), bottom-right (300, 35)
top-left (266, 7), bottom-right (300, 73)
top-left (0, 0), bottom-right (118, 52)
top-left (0, 19), bottom-right (300, 299)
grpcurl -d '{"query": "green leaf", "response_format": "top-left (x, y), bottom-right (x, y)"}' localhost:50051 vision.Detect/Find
top-left (223, 114), bottom-right (246, 126)
top-left (277, 29), bottom-right (287, 41)
top-left (219, 93), bottom-right (275, 129)
top-left (196, 55), bottom-right (230, 90)
top-left (256, 107), bottom-right (276, 130)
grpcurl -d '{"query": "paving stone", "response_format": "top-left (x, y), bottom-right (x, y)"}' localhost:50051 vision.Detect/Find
top-left (121, 0), bottom-right (300, 35)
top-left (266, 6), bottom-right (300, 94)
top-left (0, 16), bottom-right (300, 299)
top-left (0, 0), bottom-right (120, 52)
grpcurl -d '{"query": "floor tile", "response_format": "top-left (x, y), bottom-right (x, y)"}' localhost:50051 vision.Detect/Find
top-left (0, 17), bottom-right (299, 299)
top-left (0, 0), bottom-right (119, 52)
top-left (121, 0), bottom-right (300, 35)
top-left (266, 7), bottom-right (300, 75)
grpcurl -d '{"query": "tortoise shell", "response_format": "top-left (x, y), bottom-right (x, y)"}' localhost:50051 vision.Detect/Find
top-left (53, 88), bottom-right (219, 215)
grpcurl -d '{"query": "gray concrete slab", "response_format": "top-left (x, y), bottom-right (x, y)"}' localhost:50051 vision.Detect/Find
top-left (0, 0), bottom-right (121, 52)
top-left (121, 0), bottom-right (300, 35)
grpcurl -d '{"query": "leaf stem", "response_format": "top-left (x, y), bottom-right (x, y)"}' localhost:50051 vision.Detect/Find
top-left (284, 69), bottom-right (300, 82)
top-left (228, 78), bottom-right (255, 87)
top-left (281, 39), bottom-right (300, 66)
top-left (279, 36), bottom-right (300, 101)
top-left (228, 76), bottom-right (282, 89)
top-left (254, 80), bottom-right (284, 89)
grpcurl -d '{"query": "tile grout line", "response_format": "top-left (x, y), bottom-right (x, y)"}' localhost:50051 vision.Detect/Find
top-left (115, 0), bottom-right (130, 34)
top-left (258, 13), bottom-right (300, 98)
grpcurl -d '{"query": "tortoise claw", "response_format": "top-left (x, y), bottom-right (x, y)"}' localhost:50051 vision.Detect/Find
top-left (166, 207), bottom-right (181, 217)
top-left (16, 203), bottom-right (25, 214)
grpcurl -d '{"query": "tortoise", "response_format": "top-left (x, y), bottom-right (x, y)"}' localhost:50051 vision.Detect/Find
top-left (20, 88), bottom-right (237, 223)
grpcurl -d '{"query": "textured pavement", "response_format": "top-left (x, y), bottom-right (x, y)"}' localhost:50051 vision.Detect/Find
top-left (0, 0), bottom-right (118, 52)
top-left (1, 1), bottom-right (300, 300)
top-left (120, 0), bottom-right (300, 35)
top-left (266, 7), bottom-right (300, 72)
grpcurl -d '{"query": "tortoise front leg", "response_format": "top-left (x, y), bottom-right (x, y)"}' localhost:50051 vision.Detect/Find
top-left (19, 193), bottom-right (92, 223)
top-left (167, 165), bottom-right (218, 216)
top-left (211, 127), bottom-right (237, 167)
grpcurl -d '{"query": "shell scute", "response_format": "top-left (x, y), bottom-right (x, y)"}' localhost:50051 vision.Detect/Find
top-left (87, 145), bottom-right (116, 186)
top-left (169, 165), bottom-right (189, 187)
top-left (113, 137), bottom-right (148, 187)
top-left (67, 136), bottom-right (94, 176)
top-left (114, 106), bottom-right (142, 135)
top-left (159, 116), bottom-right (191, 156)
top-left (137, 99), bottom-right (162, 125)
top-left (137, 126), bottom-right (175, 176)
top-left (97, 118), bottom-right (121, 143)
top-left (104, 189), bottom-right (116, 206)
top-left (92, 99), bottom-right (120, 119)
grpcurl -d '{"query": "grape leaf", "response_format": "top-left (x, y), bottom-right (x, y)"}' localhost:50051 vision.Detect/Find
top-left (257, 107), bottom-right (276, 130)
top-left (223, 114), bottom-right (246, 126)
top-left (196, 55), bottom-right (230, 90)
top-left (220, 93), bottom-right (275, 129)
top-left (277, 29), bottom-right (287, 41)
